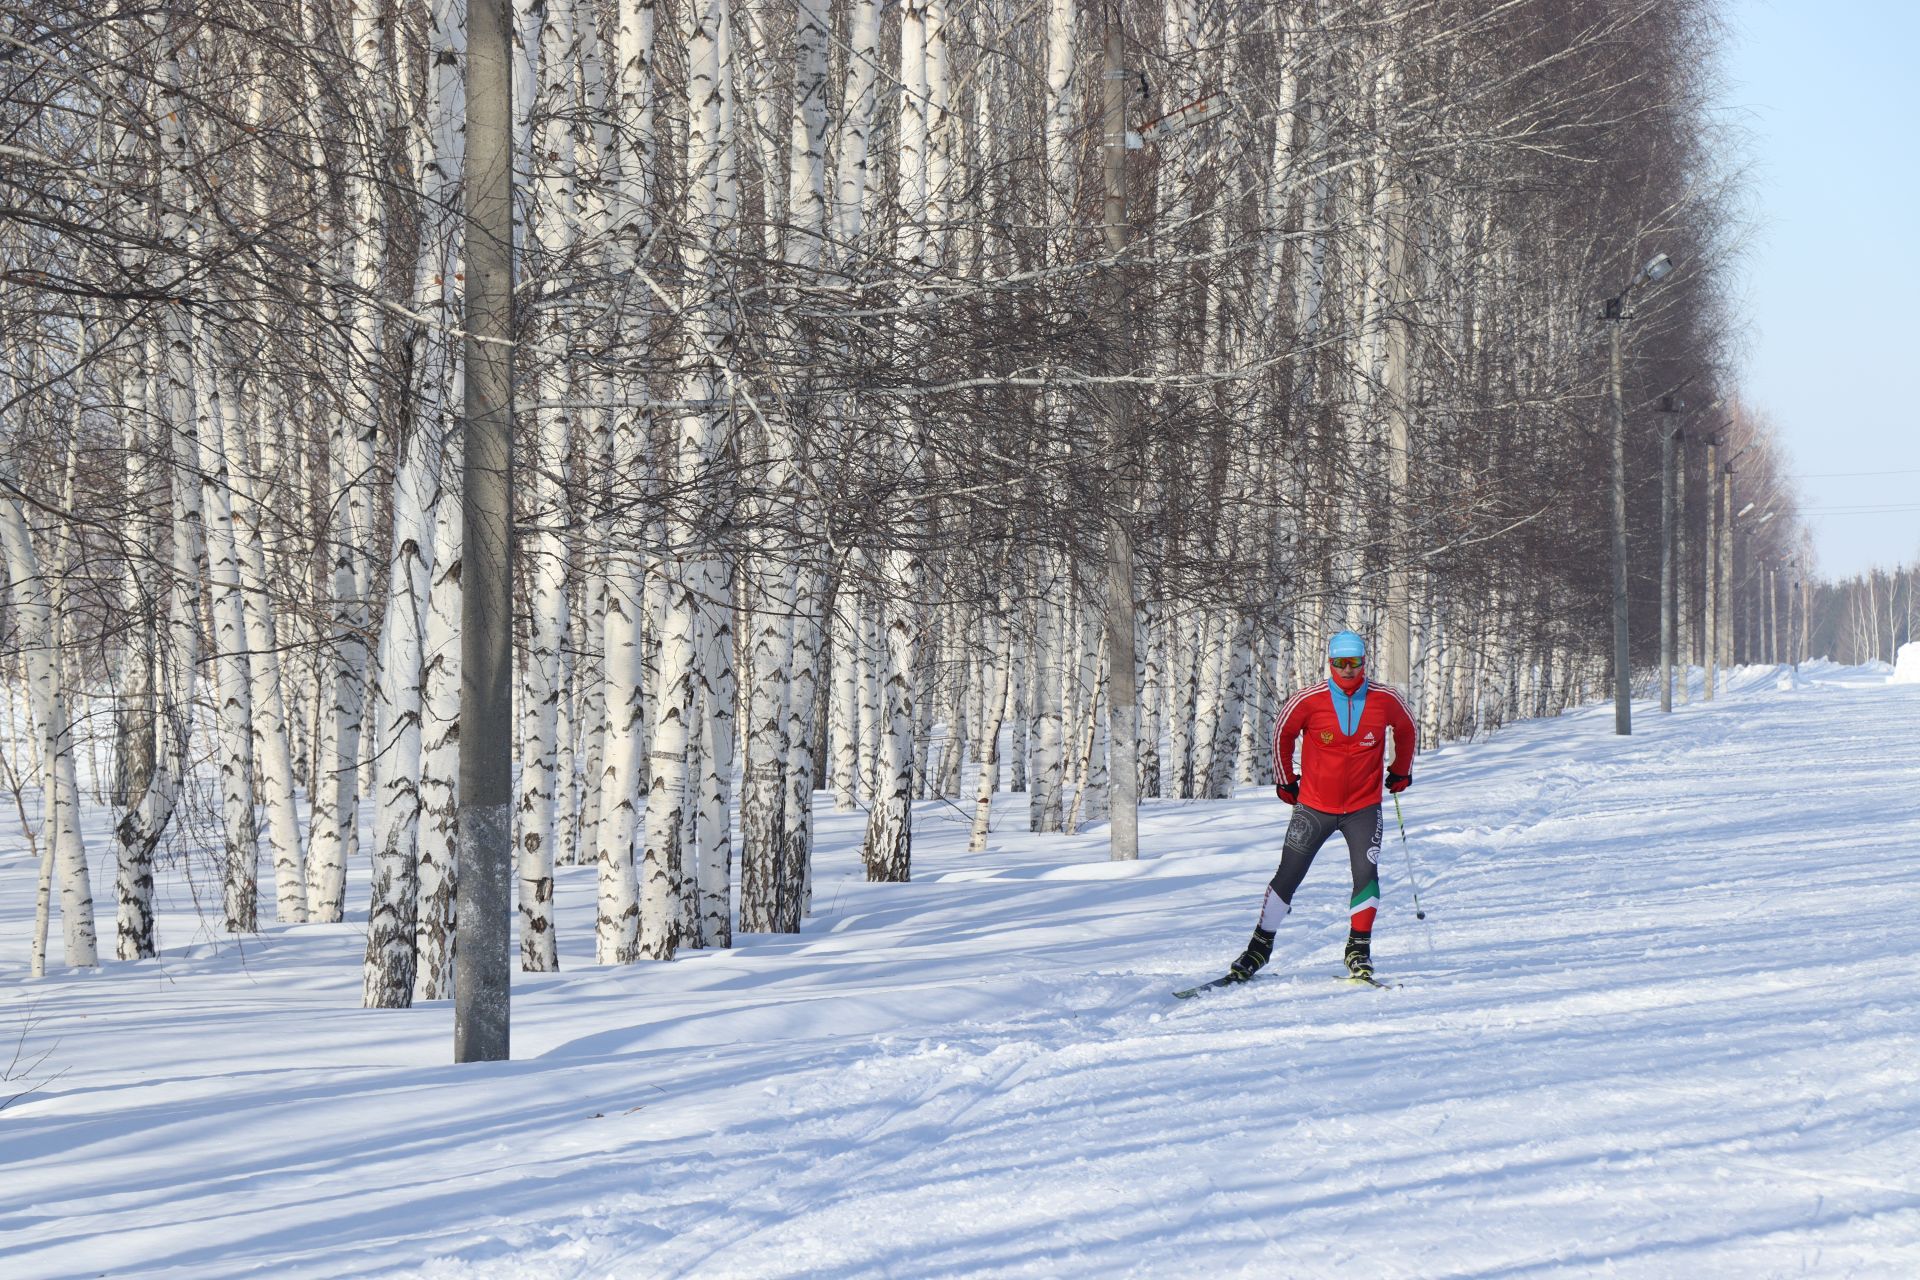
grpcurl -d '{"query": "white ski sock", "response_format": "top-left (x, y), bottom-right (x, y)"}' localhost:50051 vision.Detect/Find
top-left (1258, 888), bottom-right (1291, 932)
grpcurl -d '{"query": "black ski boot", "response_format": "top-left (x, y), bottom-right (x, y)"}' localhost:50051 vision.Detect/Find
top-left (1343, 930), bottom-right (1373, 981)
top-left (1229, 927), bottom-right (1276, 981)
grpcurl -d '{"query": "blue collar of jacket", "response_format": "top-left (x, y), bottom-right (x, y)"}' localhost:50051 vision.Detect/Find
top-left (1329, 679), bottom-right (1370, 736)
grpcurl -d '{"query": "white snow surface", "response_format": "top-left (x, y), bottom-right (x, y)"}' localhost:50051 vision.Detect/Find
top-left (1893, 641), bottom-right (1920, 685)
top-left (4, 663), bottom-right (1919, 1279)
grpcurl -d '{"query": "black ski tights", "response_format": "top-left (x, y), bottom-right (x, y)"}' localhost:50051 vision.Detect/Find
top-left (1255, 802), bottom-right (1383, 931)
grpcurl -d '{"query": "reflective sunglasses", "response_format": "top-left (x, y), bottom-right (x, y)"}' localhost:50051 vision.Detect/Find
top-left (1329, 657), bottom-right (1364, 671)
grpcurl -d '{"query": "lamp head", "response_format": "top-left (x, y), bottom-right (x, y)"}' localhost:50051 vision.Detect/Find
top-left (1642, 252), bottom-right (1675, 283)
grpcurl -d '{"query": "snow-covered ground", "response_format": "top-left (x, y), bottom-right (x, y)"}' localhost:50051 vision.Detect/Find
top-left (4, 662), bottom-right (1919, 1279)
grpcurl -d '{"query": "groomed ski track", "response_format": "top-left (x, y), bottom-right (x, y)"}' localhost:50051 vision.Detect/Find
top-left (3, 662), bottom-right (1917, 1278)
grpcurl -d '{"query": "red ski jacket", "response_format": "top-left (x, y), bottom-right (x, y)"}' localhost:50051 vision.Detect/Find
top-left (1272, 679), bottom-right (1417, 814)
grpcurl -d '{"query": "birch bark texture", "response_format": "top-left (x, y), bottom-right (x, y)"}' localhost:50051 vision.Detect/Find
top-left (0, 0), bottom-right (1779, 1006)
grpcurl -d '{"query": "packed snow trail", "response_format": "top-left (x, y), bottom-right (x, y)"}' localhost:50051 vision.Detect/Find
top-left (2, 663), bottom-right (1918, 1278)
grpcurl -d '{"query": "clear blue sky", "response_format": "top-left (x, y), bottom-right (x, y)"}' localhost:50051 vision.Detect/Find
top-left (1720, 0), bottom-right (1920, 579)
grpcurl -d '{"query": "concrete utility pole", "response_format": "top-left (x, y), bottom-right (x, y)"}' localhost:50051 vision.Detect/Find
top-left (1798, 574), bottom-right (1810, 668)
top-left (1657, 397), bottom-right (1682, 713)
top-left (1099, 6), bottom-right (1139, 861)
top-left (455, 0), bottom-right (514, 1064)
top-left (1675, 431), bottom-right (1690, 704)
top-left (1607, 319), bottom-right (1630, 734)
top-left (1721, 450), bottom-right (1743, 674)
top-left (1733, 503), bottom-right (1774, 665)
top-left (1766, 561), bottom-right (1778, 662)
top-left (1784, 558), bottom-right (1801, 668)
top-left (1704, 432), bottom-right (1719, 701)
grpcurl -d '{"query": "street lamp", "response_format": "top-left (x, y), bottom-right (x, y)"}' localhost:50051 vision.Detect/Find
top-left (1668, 394), bottom-right (1723, 708)
top-left (1729, 498), bottom-right (1773, 666)
top-left (1712, 440), bottom-right (1753, 686)
top-left (1785, 558), bottom-right (1802, 669)
top-left (1657, 394), bottom-right (1685, 713)
top-left (1762, 554), bottom-right (1788, 665)
top-left (1749, 513), bottom-right (1774, 664)
top-left (1704, 432), bottom-right (1719, 700)
top-left (1603, 250), bottom-right (1677, 736)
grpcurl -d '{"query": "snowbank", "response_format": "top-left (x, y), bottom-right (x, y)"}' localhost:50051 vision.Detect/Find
top-left (1894, 641), bottom-right (1920, 684)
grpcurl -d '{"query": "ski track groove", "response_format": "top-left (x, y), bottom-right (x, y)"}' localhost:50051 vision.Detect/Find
top-left (669, 1037), bottom-right (1047, 1276)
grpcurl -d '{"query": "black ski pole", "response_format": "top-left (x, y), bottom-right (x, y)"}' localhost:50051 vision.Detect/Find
top-left (1390, 792), bottom-right (1437, 962)
top-left (1391, 792), bottom-right (1427, 919)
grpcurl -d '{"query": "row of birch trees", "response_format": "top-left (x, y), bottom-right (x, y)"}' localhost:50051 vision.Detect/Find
top-left (1807, 566), bottom-right (1918, 666)
top-left (3, 0), bottom-right (1786, 997)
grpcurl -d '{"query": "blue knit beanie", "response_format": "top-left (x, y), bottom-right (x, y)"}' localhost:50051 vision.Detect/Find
top-left (1327, 630), bottom-right (1367, 660)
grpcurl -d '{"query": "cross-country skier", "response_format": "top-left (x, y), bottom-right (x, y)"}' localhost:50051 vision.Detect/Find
top-left (1227, 630), bottom-right (1416, 983)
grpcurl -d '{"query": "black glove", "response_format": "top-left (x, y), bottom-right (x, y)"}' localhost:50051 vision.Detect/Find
top-left (1275, 779), bottom-right (1300, 804)
top-left (1386, 771), bottom-right (1411, 794)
